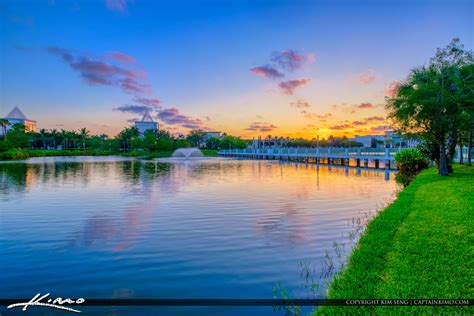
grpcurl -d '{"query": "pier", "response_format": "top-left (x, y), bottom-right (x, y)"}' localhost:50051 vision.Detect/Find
top-left (218, 147), bottom-right (472, 169)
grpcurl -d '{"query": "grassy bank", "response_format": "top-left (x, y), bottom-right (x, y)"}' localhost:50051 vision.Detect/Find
top-left (314, 164), bottom-right (473, 315)
top-left (0, 148), bottom-right (219, 160)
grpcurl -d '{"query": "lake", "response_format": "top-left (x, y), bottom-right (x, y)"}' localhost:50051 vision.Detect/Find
top-left (0, 156), bottom-right (397, 315)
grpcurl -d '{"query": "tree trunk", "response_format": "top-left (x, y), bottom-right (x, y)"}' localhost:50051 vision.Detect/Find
top-left (468, 129), bottom-right (472, 166)
top-left (438, 142), bottom-right (449, 176)
top-left (459, 144), bottom-right (463, 164)
top-left (447, 130), bottom-right (457, 163)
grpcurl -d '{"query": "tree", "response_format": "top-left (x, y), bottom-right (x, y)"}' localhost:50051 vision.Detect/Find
top-left (79, 128), bottom-right (90, 150)
top-left (186, 130), bottom-right (207, 147)
top-left (5, 123), bottom-right (30, 149)
top-left (143, 130), bottom-right (158, 151)
top-left (387, 38), bottom-right (473, 176)
top-left (50, 129), bottom-right (59, 149)
top-left (60, 129), bottom-right (68, 149)
top-left (0, 119), bottom-right (9, 140)
top-left (206, 137), bottom-right (221, 150)
top-left (39, 129), bottom-right (49, 149)
top-left (115, 126), bottom-right (139, 151)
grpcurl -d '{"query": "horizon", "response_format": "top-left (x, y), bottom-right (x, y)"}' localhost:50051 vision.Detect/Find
top-left (1, 0), bottom-right (472, 138)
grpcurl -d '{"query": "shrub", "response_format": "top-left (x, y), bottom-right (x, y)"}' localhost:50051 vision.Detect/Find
top-left (0, 149), bottom-right (30, 160)
top-left (395, 148), bottom-right (429, 187)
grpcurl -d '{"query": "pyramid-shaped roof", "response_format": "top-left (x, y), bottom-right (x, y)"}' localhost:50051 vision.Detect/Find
top-left (5, 106), bottom-right (29, 120)
top-left (140, 111), bottom-right (154, 122)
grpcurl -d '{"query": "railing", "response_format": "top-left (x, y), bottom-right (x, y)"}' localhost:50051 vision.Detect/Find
top-left (219, 147), bottom-right (474, 162)
top-left (219, 147), bottom-right (394, 158)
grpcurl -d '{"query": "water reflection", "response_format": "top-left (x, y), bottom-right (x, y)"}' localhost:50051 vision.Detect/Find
top-left (0, 157), bottom-right (397, 315)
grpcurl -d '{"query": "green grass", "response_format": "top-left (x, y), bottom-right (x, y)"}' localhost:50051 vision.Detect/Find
top-left (314, 164), bottom-right (473, 315)
top-left (0, 148), bottom-right (219, 160)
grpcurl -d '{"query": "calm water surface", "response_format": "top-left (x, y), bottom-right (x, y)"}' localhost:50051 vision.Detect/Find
top-left (0, 156), bottom-right (397, 315)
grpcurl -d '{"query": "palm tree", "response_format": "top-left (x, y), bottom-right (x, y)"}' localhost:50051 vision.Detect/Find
top-left (0, 119), bottom-right (9, 140)
top-left (79, 128), bottom-right (90, 150)
top-left (69, 131), bottom-right (78, 149)
top-left (50, 129), bottom-right (58, 149)
top-left (39, 129), bottom-right (48, 149)
top-left (99, 134), bottom-right (108, 150)
top-left (60, 129), bottom-right (68, 149)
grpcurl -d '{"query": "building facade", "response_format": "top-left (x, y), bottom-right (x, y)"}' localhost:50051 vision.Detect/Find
top-left (0, 106), bottom-right (37, 135)
top-left (135, 111), bottom-right (158, 135)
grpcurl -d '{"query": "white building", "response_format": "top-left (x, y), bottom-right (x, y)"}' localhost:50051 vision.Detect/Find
top-left (0, 106), bottom-right (37, 135)
top-left (352, 135), bottom-right (385, 147)
top-left (204, 131), bottom-right (222, 140)
top-left (135, 111), bottom-right (158, 135)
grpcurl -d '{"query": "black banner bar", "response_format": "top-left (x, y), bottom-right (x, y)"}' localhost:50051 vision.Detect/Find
top-left (0, 299), bottom-right (472, 307)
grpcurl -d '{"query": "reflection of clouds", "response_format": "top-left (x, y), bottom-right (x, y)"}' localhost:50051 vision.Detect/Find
top-left (253, 162), bottom-right (393, 248)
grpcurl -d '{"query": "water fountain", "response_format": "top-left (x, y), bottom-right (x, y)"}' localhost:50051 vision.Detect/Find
top-left (171, 148), bottom-right (204, 158)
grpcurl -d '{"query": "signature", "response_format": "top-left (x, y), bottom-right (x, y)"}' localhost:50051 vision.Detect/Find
top-left (7, 293), bottom-right (85, 313)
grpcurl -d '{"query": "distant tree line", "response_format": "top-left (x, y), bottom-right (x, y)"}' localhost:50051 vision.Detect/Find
top-left (0, 123), bottom-right (249, 153)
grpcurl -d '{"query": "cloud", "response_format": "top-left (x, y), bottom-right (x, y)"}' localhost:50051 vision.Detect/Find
top-left (106, 51), bottom-right (136, 64)
top-left (114, 104), bottom-right (153, 115)
top-left (385, 80), bottom-right (400, 97)
top-left (351, 121), bottom-right (366, 126)
top-left (356, 69), bottom-right (376, 84)
top-left (250, 65), bottom-right (284, 79)
top-left (105, 0), bottom-right (128, 12)
top-left (47, 46), bottom-right (150, 95)
top-left (329, 124), bottom-right (352, 130)
top-left (354, 102), bottom-right (374, 109)
top-left (156, 108), bottom-right (204, 129)
top-left (134, 97), bottom-right (161, 108)
top-left (369, 125), bottom-right (392, 133)
top-left (301, 111), bottom-right (332, 120)
top-left (278, 78), bottom-right (311, 95)
top-left (119, 78), bottom-right (152, 94)
top-left (271, 50), bottom-right (315, 72)
top-left (364, 116), bottom-right (385, 122)
top-left (290, 99), bottom-right (311, 108)
top-left (127, 118), bottom-right (140, 123)
top-left (245, 122), bottom-right (277, 132)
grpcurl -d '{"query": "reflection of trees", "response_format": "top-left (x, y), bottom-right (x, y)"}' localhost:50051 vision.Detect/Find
top-left (0, 159), bottom-right (179, 200)
top-left (0, 163), bottom-right (29, 198)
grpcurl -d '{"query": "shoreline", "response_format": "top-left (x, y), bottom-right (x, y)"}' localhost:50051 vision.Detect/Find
top-left (0, 149), bottom-right (219, 160)
top-left (313, 164), bottom-right (473, 315)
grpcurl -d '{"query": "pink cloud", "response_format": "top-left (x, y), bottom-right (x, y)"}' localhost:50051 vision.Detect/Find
top-left (47, 46), bottom-right (149, 95)
top-left (134, 97), bottom-right (161, 108)
top-left (357, 69), bottom-right (376, 84)
top-left (278, 78), bottom-right (312, 95)
top-left (156, 108), bottom-right (204, 129)
top-left (250, 65), bottom-right (284, 78)
top-left (385, 80), bottom-right (400, 97)
top-left (114, 104), bottom-right (153, 114)
top-left (271, 50), bottom-right (315, 72)
top-left (290, 99), bottom-right (311, 108)
top-left (369, 125), bottom-right (392, 134)
top-left (365, 116), bottom-right (385, 122)
top-left (355, 102), bottom-right (374, 109)
top-left (120, 78), bottom-right (152, 94)
top-left (245, 122), bottom-right (277, 132)
top-left (329, 124), bottom-right (352, 130)
top-left (106, 51), bottom-right (136, 64)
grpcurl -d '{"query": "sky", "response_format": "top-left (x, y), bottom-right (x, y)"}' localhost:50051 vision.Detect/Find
top-left (0, 0), bottom-right (472, 138)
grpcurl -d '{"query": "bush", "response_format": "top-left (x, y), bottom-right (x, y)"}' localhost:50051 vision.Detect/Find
top-left (395, 148), bottom-right (429, 187)
top-left (0, 149), bottom-right (30, 160)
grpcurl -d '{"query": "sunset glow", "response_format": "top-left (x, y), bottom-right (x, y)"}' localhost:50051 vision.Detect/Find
top-left (1, 0), bottom-right (471, 138)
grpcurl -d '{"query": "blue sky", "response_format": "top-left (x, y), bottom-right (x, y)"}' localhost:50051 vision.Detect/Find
top-left (1, 0), bottom-right (472, 137)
